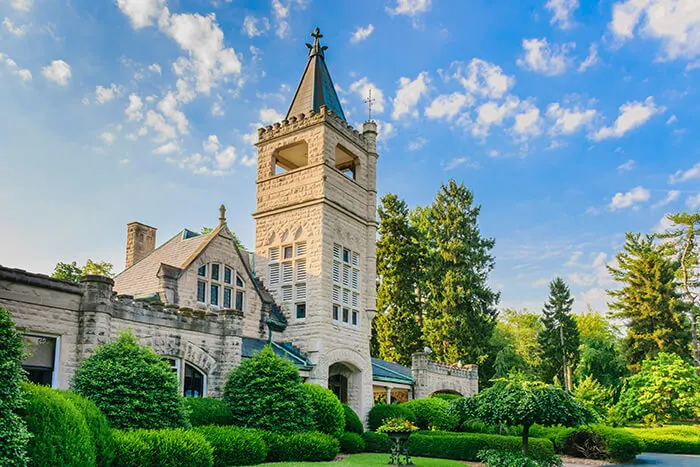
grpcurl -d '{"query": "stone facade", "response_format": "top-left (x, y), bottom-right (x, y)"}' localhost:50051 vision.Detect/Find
top-left (411, 352), bottom-right (479, 399)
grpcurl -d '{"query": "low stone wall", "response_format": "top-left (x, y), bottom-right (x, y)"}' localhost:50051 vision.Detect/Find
top-left (412, 352), bottom-right (479, 399)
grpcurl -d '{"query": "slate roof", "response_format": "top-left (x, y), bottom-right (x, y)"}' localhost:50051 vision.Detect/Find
top-left (241, 337), bottom-right (312, 370)
top-left (371, 358), bottom-right (415, 385)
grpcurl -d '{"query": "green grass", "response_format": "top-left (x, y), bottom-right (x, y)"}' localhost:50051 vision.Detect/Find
top-left (260, 453), bottom-right (468, 466)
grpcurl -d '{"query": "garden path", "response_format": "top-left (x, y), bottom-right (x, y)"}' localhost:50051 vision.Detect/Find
top-left (607, 453), bottom-right (700, 466)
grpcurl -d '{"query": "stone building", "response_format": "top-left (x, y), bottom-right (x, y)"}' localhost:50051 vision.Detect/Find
top-left (0, 28), bottom-right (477, 423)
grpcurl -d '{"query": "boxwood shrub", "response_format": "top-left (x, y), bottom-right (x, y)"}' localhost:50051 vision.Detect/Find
top-left (264, 431), bottom-right (339, 463)
top-left (407, 431), bottom-right (555, 462)
top-left (112, 429), bottom-right (213, 467)
top-left (184, 398), bottom-right (234, 427)
top-left (368, 403), bottom-right (416, 431)
top-left (362, 431), bottom-right (392, 453)
top-left (625, 426), bottom-right (700, 455)
top-left (403, 398), bottom-right (458, 431)
top-left (430, 393), bottom-right (462, 402)
top-left (21, 383), bottom-right (96, 467)
top-left (338, 432), bottom-right (365, 454)
top-left (343, 404), bottom-right (364, 434)
top-left (194, 426), bottom-right (267, 466)
top-left (302, 383), bottom-right (345, 437)
top-left (530, 424), bottom-right (643, 462)
top-left (59, 391), bottom-right (116, 467)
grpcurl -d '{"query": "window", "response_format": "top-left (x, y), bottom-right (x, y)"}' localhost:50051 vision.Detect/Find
top-left (296, 303), bottom-right (306, 319)
top-left (295, 284), bottom-right (306, 301)
top-left (236, 274), bottom-right (244, 288)
top-left (295, 242), bottom-right (307, 256)
top-left (197, 281), bottom-right (206, 303)
top-left (281, 285), bottom-right (292, 302)
top-left (267, 241), bottom-right (307, 320)
top-left (274, 141), bottom-right (309, 175)
top-left (224, 267), bottom-right (232, 284)
top-left (198, 265), bottom-right (207, 277)
top-left (329, 374), bottom-right (348, 403)
top-left (295, 260), bottom-right (306, 281)
top-left (211, 264), bottom-right (220, 281)
top-left (223, 287), bottom-right (232, 308)
top-left (333, 244), bottom-right (360, 327)
top-left (282, 262), bottom-right (293, 283)
top-left (268, 264), bottom-right (280, 285)
top-left (283, 246), bottom-right (293, 259)
top-left (343, 248), bottom-right (350, 263)
top-left (235, 290), bottom-right (244, 311)
top-left (210, 284), bottom-right (219, 306)
top-left (332, 305), bottom-right (340, 321)
top-left (343, 308), bottom-right (349, 323)
top-left (352, 310), bottom-right (359, 326)
top-left (269, 247), bottom-right (280, 261)
top-left (22, 334), bottom-right (58, 387)
top-left (184, 363), bottom-right (206, 398)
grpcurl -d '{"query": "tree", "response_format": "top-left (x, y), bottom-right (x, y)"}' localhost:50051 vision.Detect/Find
top-left (657, 212), bottom-right (700, 370)
top-left (574, 310), bottom-right (627, 389)
top-left (373, 193), bottom-right (424, 366)
top-left (51, 260), bottom-right (114, 282)
top-left (489, 309), bottom-right (544, 379)
top-left (0, 307), bottom-right (30, 467)
top-left (615, 352), bottom-right (700, 425)
top-left (72, 331), bottom-right (189, 430)
top-left (223, 345), bottom-right (312, 432)
top-left (538, 277), bottom-right (580, 391)
top-left (463, 378), bottom-right (594, 455)
top-left (302, 383), bottom-right (345, 437)
top-left (572, 375), bottom-right (615, 418)
top-left (608, 233), bottom-right (691, 372)
top-left (417, 179), bottom-right (500, 366)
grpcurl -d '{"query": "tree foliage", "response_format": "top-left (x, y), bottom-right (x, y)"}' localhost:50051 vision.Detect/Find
top-left (571, 375), bottom-right (615, 418)
top-left (72, 332), bottom-right (189, 430)
top-left (574, 311), bottom-right (627, 389)
top-left (608, 233), bottom-right (691, 372)
top-left (302, 383), bottom-right (345, 437)
top-left (489, 309), bottom-right (544, 380)
top-left (52, 260), bottom-right (114, 282)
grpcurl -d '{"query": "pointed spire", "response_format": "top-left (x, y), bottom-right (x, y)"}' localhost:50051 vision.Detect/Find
top-left (286, 27), bottom-right (346, 121)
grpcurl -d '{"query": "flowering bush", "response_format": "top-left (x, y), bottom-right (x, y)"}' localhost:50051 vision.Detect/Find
top-left (376, 418), bottom-right (419, 434)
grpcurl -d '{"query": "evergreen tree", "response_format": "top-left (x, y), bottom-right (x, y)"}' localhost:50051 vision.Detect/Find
top-left (417, 179), bottom-right (499, 365)
top-left (574, 310), bottom-right (627, 390)
top-left (373, 193), bottom-right (424, 366)
top-left (608, 233), bottom-right (691, 372)
top-left (538, 277), bottom-right (580, 391)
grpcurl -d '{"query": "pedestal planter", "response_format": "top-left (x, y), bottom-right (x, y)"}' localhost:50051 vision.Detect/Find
top-left (383, 430), bottom-right (415, 465)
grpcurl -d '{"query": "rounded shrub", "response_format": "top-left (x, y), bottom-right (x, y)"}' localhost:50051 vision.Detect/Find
top-left (561, 425), bottom-right (643, 462)
top-left (430, 393), bottom-right (462, 402)
top-left (184, 397), bottom-right (234, 427)
top-left (72, 331), bottom-right (189, 430)
top-left (21, 383), bottom-right (96, 467)
top-left (264, 431), bottom-right (339, 462)
top-left (625, 425), bottom-right (700, 454)
top-left (223, 345), bottom-right (312, 432)
top-left (362, 431), bottom-right (392, 453)
top-left (59, 391), bottom-right (116, 467)
top-left (302, 384), bottom-right (345, 437)
top-left (338, 432), bottom-right (365, 454)
top-left (194, 426), bottom-right (267, 466)
top-left (112, 429), bottom-right (213, 467)
top-left (368, 403), bottom-right (416, 431)
top-left (343, 404), bottom-right (364, 434)
top-left (403, 397), bottom-right (458, 431)
top-left (0, 306), bottom-right (30, 467)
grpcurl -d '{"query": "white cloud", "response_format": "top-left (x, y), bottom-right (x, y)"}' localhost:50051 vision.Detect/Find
top-left (240, 154), bottom-right (257, 167)
top-left (443, 157), bottom-right (479, 171)
top-left (652, 190), bottom-right (680, 208)
top-left (666, 115), bottom-right (677, 124)
top-left (157, 92), bottom-right (189, 134)
top-left (670, 163), bottom-right (700, 184)
top-left (687, 193), bottom-right (700, 209)
top-left (472, 96), bottom-right (520, 137)
top-left (545, 0), bottom-right (579, 29)
top-left (211, 99), bottom-right (224, 117)
top-left (609, 185), bottom-right (651, 211)
top-left (512, 103), bottom-right (542, 141)
top-left (117, 0), bottom-right (164, 29)
top-left (99, 132), bottom-right (116, 144)
top-left (152, 140), bottom-right (180, 155)
top-left (214, 146), bottom-right (236, 170)
top-left (424, 92), bottom-right (473, 121)
top-left (578, 43), bottom-right (600, 72)
top-left (407, 137), bottom-right (428, 151)
top-left (125, 94), bottom-right (144, 122)
top-left (617, 159), bottom-right (635, 172)
top-left (3, 18), bottom-right (27, 36)
top-left (148, 63), bottom-right (161, 74)
top-left (271, 0), bottom-right (289, 38)
top-left (376, 119), bottom-right (395, 142)
top-left (546, 102), bottom-right (598, 134)
top-left (654, 214), bottom-right (677, 234)
top-left (592, 97), bottom-right (663, 140)
top-left (391, 72), bottom-right (430, 120)
top-left (242, 15), bottom-right (270, 38)
top-left (42, 60), bottom-right (71, 86)
top-left (94, 84), bottom-right (120, 104)
top-left (16, 68), bottom-right (31, 81)
top-left (203, 135), bottom-right (221, 153)
top-left (350, 24), bottom-right (374, 43)
top-left (566, 251), bottom-right (583, 266)
top-left (349, 77), bottom-right (386, 113)
top-left (579, 287), bottom-right (609, 311)
top-left (259, 108), bottom-right (284, 125)
top-left (610, 0), bottom-right (700, 60)
top-left (517, 38), bottom-right (574, 76)
top-left (144, 110), bottom-right (177, 142)
top-left (445, 59), bottom-right (515, 99)
top-left (386, 0), bottom-right (431, 17)
top-left (11, 0), bottom-right (32, 12)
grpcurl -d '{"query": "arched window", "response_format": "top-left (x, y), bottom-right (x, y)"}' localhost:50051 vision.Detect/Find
top-left (184, 363), bottom-right (206, 398)
top-left (329, 374), bottom-right (348, 403)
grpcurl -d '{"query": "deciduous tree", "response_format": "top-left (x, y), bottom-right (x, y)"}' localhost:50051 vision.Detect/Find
top-left (51, 260), bottom-right (114, 282)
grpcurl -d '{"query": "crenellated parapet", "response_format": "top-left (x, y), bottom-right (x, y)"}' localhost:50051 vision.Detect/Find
top-left (411, 352), bottom-right (479, 398)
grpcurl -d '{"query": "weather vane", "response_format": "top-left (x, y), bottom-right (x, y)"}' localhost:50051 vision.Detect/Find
top-left (364, 88), bottom-right (376, 121)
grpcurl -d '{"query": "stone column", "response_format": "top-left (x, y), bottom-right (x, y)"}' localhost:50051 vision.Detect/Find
top-left (385, 386), bottom-right (392, 404)
top-left (77, 275), bottom-right (115, 363)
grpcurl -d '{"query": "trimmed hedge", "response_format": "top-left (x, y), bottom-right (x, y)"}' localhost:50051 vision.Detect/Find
top-left (625, 426), bottom-right (700, 455)
top-left (264, 431), bottom-right (339, 463)
top-left (59, 391), bottom-right (116, 467)
top-left (184, 398), bottom-right (234, 427)
top-left (407, 431), bottom-right (555, 462)
top-left (530, 424), bottom-right (643, 462)
top-left (430, 393), bottom-right (462, 402)
top-left (343, 404), bottom-right (364, 435)
top-left (194, 426), bottom-right (267, 466)
top-left (112, 429), bottom-right (214, 467)
top-left (338, 432), bottom-right (365, 454)
top-left (403, 398), bottom-right (458, 431)
top-left (368, 403), bottom-right (416, 431)
top-left (303, 384), bottom-right (345, 437)
top-left (362, 431), bottom-right (392, 453)
top-left (21, 383), bottom-right (96, 467)
top-left (461, 419), bottom-right (521, 436)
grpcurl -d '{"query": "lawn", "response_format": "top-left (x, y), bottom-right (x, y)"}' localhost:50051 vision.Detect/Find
top-left (260, 453), bottom-right (468, 466)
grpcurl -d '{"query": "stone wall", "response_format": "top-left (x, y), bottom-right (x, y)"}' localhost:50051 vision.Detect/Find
top-left (411, 352), bottom-right (479, 399)
top-left (0, 266), bottom-right (243, 397)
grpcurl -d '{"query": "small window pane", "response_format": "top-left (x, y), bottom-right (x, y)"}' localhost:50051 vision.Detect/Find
top-left (296, 303), bottom-right (306, 319)
top-left (343, 308), bottom-right (349, 323)
top-left (352, 293), bottom-right (359, 308)
top-left (197, 281), bottom-right (206, 303)
top-left (343, 265), bottom-right (350, 287)
top-left (198, 265), bottom-right (207, 277)
top-left (223, 288), bottom-right (232, 308)
top-left (22, 335), bottom-right (56, 387)
top-left (333, 244), bottom-right (341, 260)
top-left (269, 247), bottom-right (280, 262)
top-left (342, 289), bottom-right (349, 305)
top-left (235, 290), bottom-right (244, 311)
top-left (296, 260), bottom-right (306, 281)
top-left (236, 274), bottom-right (244, 287)
top-left (333, 286), bottom-right (341, 303)
top-left (211, 264), bottom-right (220, 281)
top-left (295, 242), bottom-right (307, 256)
top-left (184, 363), bottom-right (205, 398)
top-left (343, 249), bottom-right (350, 263)
top-left (352, 252), bottom-right (359, 267)
top-left (282, 286), bottom-right (292, 302)
top-left (332, 305), bottom-right (339, 321)
top-left (224, 267), bottom-right (232, 284)
top-left (332, 262), bottom-right (340, 284)
top-left (283, 246), bottom-right (293, 259)
top-left (282, 262), bottom-right (293, 283)
top-left (210, 284), bottom-right (219, 306)
top-left (295, 284), bottom-right (306, 300)
top-left (352, 310), bottom-right (359, 326)
top-left (268, 264), bottom-right (280, 286)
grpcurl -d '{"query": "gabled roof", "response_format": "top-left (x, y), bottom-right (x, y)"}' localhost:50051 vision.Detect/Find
top-left (371, 358), bottom-right (415, 385)
top-left (286, 27), bottom-right (346, 121)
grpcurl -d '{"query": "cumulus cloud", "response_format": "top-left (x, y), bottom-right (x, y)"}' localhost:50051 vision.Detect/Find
top-left (391, 72), bottom-right (430, 120)
top-left (3, 18), bottom-right (27, 36)
top-left (407, 137), bottom-right (428, 151)
top-left (386, 0), bottom-right (431, 17)
top-left (350, 24), bottom-right (374, 43)
top-left (11, 0), bottom-right (32, 12)
top-left (424, 92), bottom-right (473, 122)
top-left (117, 0), bottom-right (164, 29)
top-left (617, 159), bottom-right (635, 172)
top-left (609, 185), bottom-right (651, 211)
top-left (157, 92), bottom-right (189, 134)
top-left (545, 0), bottom-right (579, 29)
top-left (94, 84), bottom-right (120, 104)
top-left (125, 94), bottom-right (144, 122)
top-left (259, 108), bottom-right (284, 125)
top-left (203, 135), bottom-right (221, 153)
top-left (443, 157), bottom-right (479, 171)
top-left (144, 110), bottom-right (177, 142)
top-left (42, 60), bottom-right (71, 86)
top-left (546, 102), bottom-right (598, 135)
top-left (153, 140), bottom-right (180, 155)
top-left (669, 162), bottom-right (700, 184)
top-left (242, 15), bottom-right (270, 38)
top-left (517, 38), bottom-right (574, 76)
top-left (578, 43), bottom-right (600, 72)
top-left (472, 96), bottom-right (520, 138)
top-left (99, 132), bottom-right (116, 144)
top-left (687, 193), bottom-right (700, 209)
top-left (592, 97), bottom-right (663, 140)
top-left (652, 190), bottom-right (681, 208)
top-left (444, 59), bottom-right (515, 99)
top-left (512, 102), bottom-right (542, 141)
top-left (0, 53), bottom-right (31, 81)
top-left (349, 77), bottom-right (386, 113)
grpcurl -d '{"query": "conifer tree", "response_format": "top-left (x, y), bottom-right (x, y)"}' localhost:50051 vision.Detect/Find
top-left (417, 179), bottom-right (499, 365)
top-left (373, 194), bottom-right (424, 366)
top-left (538, 277), bottom-right (579, 391)
top-left (608, 233), bottom-right (691, 372)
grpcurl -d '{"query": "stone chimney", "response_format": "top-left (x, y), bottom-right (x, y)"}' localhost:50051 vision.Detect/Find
top-left (125, 222), bottom-right (157, 269)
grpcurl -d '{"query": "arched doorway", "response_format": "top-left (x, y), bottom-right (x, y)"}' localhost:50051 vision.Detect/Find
top-left (328, 362), bottom-right (362, 410)
top-left (329, 374), bottom-right (348, 403)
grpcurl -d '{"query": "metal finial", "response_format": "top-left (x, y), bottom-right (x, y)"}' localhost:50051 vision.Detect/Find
top-left (219, 204), bottom-right (226, 225)
top-left (305, 27), bottom-right (328, 58)
top-left (364, 88), bottom-right (376, 121)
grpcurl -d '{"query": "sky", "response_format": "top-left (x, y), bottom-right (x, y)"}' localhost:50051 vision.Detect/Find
top-left (0, 0), bottom-right (699, 315)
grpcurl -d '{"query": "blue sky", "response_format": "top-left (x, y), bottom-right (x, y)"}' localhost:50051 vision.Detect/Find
top-left (1, 0), bottom-right (699, 314)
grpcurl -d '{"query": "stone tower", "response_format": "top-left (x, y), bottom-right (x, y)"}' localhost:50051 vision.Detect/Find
top-left (253, 28), bottom-right (378, 421)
